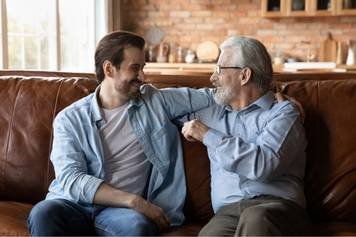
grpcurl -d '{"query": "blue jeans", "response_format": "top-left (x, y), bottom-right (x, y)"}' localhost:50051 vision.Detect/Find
top-left (28, 199), bottom-right (158, 236)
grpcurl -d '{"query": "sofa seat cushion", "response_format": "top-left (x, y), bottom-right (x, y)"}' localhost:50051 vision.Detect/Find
top-left (312, 222), bottom-right (356, 236)
top-left (161, 222), bottom-right (204, 236)
top-left (0, 201), bottom-right (32, 236)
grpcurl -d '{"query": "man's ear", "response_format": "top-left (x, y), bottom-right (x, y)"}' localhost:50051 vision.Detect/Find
top-left (103, 60), bottom-right (113, 78)
top-left (240, 67), bottom-right (252, 86)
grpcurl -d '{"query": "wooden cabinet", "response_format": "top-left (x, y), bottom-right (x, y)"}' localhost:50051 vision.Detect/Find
top-left (261, 0), bottom-right (286, 17)
top-left (261, 0), bottom-right (356, 17)
top-left (336, 0), bottom-right (356, 15)
top-left (310, 0), bottom-right (337, 16)
top-left (285, 0), bottom-right (309, 17)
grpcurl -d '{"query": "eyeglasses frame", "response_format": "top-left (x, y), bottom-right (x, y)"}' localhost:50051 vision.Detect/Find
top-left (215, 65), bottom-right (243, 75)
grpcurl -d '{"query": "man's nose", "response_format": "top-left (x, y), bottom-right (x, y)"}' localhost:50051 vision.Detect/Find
top-left (210, 72), bottom-right (218, 84)
top-left (138, 69), bottom-right (145, 82)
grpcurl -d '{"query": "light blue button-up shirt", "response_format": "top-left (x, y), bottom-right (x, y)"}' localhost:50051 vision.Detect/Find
top-left (189, 91), bottom-right (307, 213)
top-left (46, 84), bottom-right (213, 226)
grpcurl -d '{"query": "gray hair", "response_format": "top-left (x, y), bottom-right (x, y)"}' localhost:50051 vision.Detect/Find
top-left (220, 36), bottom-right (273, 92)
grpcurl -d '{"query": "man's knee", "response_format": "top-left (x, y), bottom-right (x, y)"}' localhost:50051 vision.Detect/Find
top-left (29, 200), bottom-right (64, 224)
top-left (198, 214), bottom-right (238, 236)
top-left (28, 199), bottom-right (92, 236)
top-left (199, 223), bottom-right (220, 236)
top-left (28, 199), bottom-right (66, 235)
top-left (130, 213), bottom-right (156, 235)
top-left (95, 208), bottom-right (157, 236)
top-left (237, 205), bottom-right (280, 236)
top-left (240, 205), bottom-right (271, 223)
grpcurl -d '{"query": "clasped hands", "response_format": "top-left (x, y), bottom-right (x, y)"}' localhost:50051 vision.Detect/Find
top-left (181, 119), bottom-right (209, 142)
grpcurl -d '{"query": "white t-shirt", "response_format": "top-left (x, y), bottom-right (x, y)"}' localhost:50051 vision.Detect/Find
top-left (99, 103), bottom-right (151, 197)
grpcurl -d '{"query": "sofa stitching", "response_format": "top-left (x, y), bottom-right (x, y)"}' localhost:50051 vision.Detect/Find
top-left (2, 78), bottom-right (23, 193)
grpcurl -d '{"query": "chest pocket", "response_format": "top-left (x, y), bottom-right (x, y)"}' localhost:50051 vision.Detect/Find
top-left (153, 122), bottom-right (169, 139)
top-left (152, 122), bottom-right (179, 163)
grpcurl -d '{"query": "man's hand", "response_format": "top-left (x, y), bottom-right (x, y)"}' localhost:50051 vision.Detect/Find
top-left (275, 92), bottom-right (305, 123)
top-left (130, 195), bottom-right (170, 232)
top-left (94, 183), bottom-right (170, 232)
top-left (181, 119), bottom-right (210, 142)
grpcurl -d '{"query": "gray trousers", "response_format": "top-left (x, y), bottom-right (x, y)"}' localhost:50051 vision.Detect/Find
top-left (199, 195), bottom-right (311, 236)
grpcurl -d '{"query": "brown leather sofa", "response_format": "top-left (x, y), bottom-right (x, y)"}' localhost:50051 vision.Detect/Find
top-left (0, 70), bottom-right (356, 236)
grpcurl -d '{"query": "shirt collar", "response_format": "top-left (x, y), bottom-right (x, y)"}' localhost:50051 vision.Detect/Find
top-left (222, 91), bottom-right (274, 116)
top-left (91, 86), bottom-right (103, 123)
top-left (253, 91), bottom-right (274, 110)
top-left (90, 85), bottom-right (145, 123)
top-left (127, 85), bottom-right (146, 107)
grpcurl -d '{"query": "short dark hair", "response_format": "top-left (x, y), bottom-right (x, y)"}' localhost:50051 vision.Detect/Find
top-left (94, 31), bottom-right (145, 82)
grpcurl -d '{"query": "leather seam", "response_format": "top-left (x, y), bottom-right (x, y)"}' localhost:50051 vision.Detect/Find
top-left (3, 78), bottom-right (23, 193)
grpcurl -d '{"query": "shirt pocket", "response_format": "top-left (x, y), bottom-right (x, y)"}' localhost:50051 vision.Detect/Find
top-left (152, 122), bottom-right (169, 139)
top-left (152, 121), bottom-right (179, 163)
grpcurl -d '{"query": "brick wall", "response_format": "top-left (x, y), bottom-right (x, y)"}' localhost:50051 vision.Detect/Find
top-left (121, 0), bottom-right (356, 62)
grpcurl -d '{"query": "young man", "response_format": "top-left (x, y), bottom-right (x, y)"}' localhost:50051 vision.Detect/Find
top-left (182, 36), bottom-right (310, 236)
top-left (27, 31), bottom-right (213, 236)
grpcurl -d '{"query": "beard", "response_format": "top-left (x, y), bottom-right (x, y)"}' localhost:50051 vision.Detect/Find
top-left (128, 88), bottom-right (141, 99)
top-left (213, 86), bottom-right (235, 105)
top-left (114, 78), bottom-right (143, 100)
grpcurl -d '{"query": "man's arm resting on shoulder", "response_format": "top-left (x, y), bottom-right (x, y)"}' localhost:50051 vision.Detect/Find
top-left (93, 183), bottom-right (170, 231)
top-left (159, 87), bottom-right (214, 119)
top-left (275, 92), bottom-right (305, 123)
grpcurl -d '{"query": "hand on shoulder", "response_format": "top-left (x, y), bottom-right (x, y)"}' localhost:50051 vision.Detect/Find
top-left (275, 92), bottom-right (305, 123)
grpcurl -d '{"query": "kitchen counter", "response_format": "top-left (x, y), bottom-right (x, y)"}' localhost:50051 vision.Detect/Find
top-left (144, 62), bottom-right (356, 75)
top-left (144, 62), bottom-right (215, 75)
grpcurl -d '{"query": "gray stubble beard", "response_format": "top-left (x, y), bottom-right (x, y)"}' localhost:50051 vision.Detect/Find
top-left (213, 86), bottom-right (235, 106)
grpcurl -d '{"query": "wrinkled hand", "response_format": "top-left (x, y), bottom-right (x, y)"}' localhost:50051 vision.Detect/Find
top-left (275, 92), bottom-right (305, 123)
top-left (131, 195), bottom-right (170, 232)
top-left (181, 119), bottom-right (210, 142)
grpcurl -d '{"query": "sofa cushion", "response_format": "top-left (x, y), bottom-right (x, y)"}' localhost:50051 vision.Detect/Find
top-left (312, 222), bottom-right (356, 236)
top-left (276, 79), bottom-right (356, 224)
top-left (0, 76), bottom-right (98, 204)
top-left (0, 201), bottom-right (32, 236)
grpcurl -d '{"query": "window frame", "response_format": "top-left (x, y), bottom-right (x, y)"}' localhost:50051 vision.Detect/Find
top-left (0, 0), bottom-right (115, 72)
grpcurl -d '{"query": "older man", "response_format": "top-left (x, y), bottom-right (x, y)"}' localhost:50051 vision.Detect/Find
top-left (182, 36), bottom-right (310, 236)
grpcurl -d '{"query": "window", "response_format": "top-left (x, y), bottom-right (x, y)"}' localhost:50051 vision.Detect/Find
top-left (0, 0), bottom-right (112, 72)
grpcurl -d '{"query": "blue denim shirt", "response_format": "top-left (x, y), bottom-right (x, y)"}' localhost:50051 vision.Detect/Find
top-left (46, 84), bottom-right (213, 226)
top-left (188, 91), bottom-right (307, 213)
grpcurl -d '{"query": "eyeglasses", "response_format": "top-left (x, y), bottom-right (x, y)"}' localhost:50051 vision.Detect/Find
top-left (215, 65), bottom-right (243, 75)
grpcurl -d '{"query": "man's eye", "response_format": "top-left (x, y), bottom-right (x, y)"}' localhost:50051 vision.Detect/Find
top-left (131, 66), bottom-right (142, 72)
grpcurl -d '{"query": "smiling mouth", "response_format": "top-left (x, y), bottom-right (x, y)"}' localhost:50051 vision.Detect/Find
top-left (131, 79), bottom-right (143, 88)
top-left (212, 83), bottom-right (221, 89)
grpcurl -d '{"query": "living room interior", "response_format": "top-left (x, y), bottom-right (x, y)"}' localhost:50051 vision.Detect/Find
top-left (0, 0), bottom-right (356, 236)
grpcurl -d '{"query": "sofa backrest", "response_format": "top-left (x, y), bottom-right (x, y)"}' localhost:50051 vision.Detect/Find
top-left (0, 71), bottom-right (355, 226)
top-left (275, 79), bottom-right (356, 224)
top-left (0, 75), bottom-right (98, 203)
